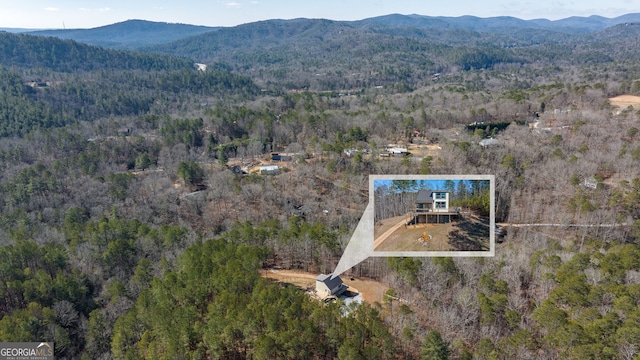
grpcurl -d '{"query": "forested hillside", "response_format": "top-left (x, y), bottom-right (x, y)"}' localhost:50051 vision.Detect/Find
top-left (2, 13), bottom-right (640, 359)
top-left (0, 32), bottom-right (193, 72)
top-left (27, 20), bottom-right (218, 50)
top-left (0, 32), bottom-right (257, 137)
top-left (141, 17), bottom-right (640, 91)
top-left (144, 19), bottom-right (528, 89)
top-left (356, 13), bottom-right (640, 33)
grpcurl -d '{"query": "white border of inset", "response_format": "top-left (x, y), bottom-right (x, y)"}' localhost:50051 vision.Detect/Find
top-left (370, 174), bottom-right (495, 257)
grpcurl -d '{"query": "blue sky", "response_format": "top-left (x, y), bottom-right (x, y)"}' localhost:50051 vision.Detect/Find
top-left (1, 0), bottom-right (638, 29)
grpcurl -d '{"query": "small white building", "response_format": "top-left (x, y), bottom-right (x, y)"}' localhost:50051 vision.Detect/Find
top-left (344, 148), bottom-right (359, 157)
top-left (315, 274), bottom-right (348, 298)
top-left (259, 165), bottom-right (280, 175)
top-left (583, 177), bottom-right (598, 189)
top-left (479, 138), bottom-right (499, 147)
top-left (386, 147), bottom-right (409, 156)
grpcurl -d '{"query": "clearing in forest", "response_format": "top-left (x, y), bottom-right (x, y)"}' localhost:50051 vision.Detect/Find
top-left (374, 214), bottom-right (490, 252)
top-left (609, 94), bottom-right (640, 108)
top-left (406, 143), bottom-right (441, 158)
top-left (261, 269), bottom-right (388, 304)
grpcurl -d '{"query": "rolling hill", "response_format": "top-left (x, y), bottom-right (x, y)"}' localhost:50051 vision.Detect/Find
top-left (0, 31), bottom-right (258, 137)
top-left (356, 13), bottom-right (640, 33)
top-left (26, 19), bottom-right (218, 49)
top-left (0, 31), bottom-right (194, 72)
top-left (10, 13), bottom-right (640, 91)
top-left (16, 13), bottom-right (640, 51)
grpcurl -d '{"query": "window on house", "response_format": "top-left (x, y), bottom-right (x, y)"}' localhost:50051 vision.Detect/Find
top-left (435, 201), bottom-right (446, 208)
top-left (435, 192), bottom-right (446, 199)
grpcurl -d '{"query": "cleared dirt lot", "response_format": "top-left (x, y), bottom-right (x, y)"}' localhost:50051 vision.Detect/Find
top-left (261, 269), bottom-right (389, 304)
top-left (609, 94), bottom-right (640, 108)
top-left (374, 214), bottom-right (490, 251)
top-left (407, 143), bottom-right (441, 158)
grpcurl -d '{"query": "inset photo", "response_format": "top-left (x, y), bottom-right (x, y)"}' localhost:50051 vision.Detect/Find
top-left (371, 175), bottom-right (494, 257)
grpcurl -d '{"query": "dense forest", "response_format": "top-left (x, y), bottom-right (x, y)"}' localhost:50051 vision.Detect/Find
top-left (2, 14), bottom-right (640, 359)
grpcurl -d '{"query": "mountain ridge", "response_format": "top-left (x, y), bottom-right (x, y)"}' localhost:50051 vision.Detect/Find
top-left (14, 13), bottom-right (640, 50)
top-left (5, 14), bottom-right (640, 91)
top-left (25, 19), bottom-right (219, 50)
top-left (356, 12), bottom-right (640, 34)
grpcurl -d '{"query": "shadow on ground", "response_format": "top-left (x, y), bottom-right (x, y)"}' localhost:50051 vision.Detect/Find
top-left (447, 215), bottom-right (490, 251)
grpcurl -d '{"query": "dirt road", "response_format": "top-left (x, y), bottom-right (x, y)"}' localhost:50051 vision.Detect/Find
top-left (373, 216), bottom-right (407, 250)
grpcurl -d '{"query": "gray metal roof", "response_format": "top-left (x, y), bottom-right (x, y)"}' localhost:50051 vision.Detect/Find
top-left (416, 189), bottom-right (433, 203)
top-left (415, 189), bottom-right (449, 203)
top-left (316, 273), bottom-right (345, 292)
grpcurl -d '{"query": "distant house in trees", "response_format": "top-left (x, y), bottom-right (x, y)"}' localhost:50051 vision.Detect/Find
top-left (315, 274), bottom-right (348, 298)
top-left (583, 177), bottom-right (598, 189)
top-left (385, 147), bottom-right (410, 156)
top-left (259, 165), bottom-right (280, 175)
top-left (413, 189), bottom-right (458, 223)
top-left (229, 165), bottom-right (247, 175)
top-left (479, 138), bottom-right (499, 147)
top-left (343, 148), bottom-right (359, 157)
top-left (271, 153), bottom-right (293, 161)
